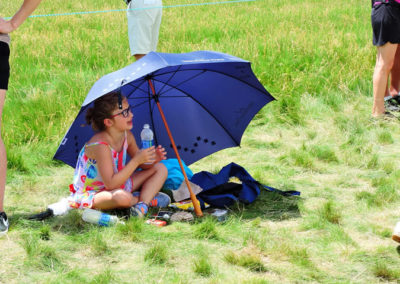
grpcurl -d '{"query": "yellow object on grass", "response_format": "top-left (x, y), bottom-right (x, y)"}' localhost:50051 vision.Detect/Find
top-left (169, 200), bottom-right (209, 211)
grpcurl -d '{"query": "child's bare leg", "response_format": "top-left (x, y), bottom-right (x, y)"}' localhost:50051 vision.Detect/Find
top-left (92, 189), bottom-right (137, 210)
top-left (131, 163), bottom-right (167, 204)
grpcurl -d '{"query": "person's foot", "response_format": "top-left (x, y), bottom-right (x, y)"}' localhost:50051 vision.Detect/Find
top-left (130, 202), bottom-right (149, 218)
top-left (392, 221), bottom-right (400, 243)
top-left (0, 212), bottom-right (9, 235)
top-left (371, 111), bottom-right (399, 121)
top-left (132, 192), bottom-right (171, 208)
top-left (149, 192), bottom-right (171, 208)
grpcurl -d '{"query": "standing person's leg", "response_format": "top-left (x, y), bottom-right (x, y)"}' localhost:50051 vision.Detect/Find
top-left (0, 90), bottom-right (6, 213)
top-left (127, 0), bottom-right (162, 61)
top-left (127, 0), bottom-right (147, 61)
top-left (0, 41), bottom-right (10, 234)
top-left (150, 0), bottom-right (162, 53)
top-left (389, 45), bottom-right (400, 97)
top-left (372, 42), bottom-right (398, 117)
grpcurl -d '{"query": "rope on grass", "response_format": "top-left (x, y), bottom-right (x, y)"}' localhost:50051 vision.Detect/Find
top-left (4, 0), bottom-right (257, 20)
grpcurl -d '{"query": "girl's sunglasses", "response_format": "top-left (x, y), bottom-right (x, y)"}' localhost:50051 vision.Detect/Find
top-left (111, 106), bottom-right (133, 118)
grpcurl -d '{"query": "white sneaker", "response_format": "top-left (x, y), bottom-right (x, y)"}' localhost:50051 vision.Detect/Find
top-left (0, 212), bottom-right (9, 235)
top-left (392, 221), bottom-right (400, 243)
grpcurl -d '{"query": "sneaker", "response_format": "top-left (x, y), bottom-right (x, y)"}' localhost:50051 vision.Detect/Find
top-left (132, 191), bottom-right (171, 208)
top-left (130, 202), bottom-right (149, 218)
top-left (384, 96), bottom-right (400, 112)
top-left (392, 221), bottom-right (400, 243)
top-left (0, 212), bottom-right (9, 235)
top-left (149, 192), bottom-right (171, 208)
top-left (391, 95), bottom-right (400, 104)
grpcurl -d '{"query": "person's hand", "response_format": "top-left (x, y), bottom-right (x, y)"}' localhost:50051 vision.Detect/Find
top-left (135, 146), bottom-right (156, 165)
top-left (0, 18), bottom-right (15, 34)
top-left (155, 145), bottom-right (167, 162)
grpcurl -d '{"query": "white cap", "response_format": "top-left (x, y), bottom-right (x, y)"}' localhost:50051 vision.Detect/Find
top-left (144, 124), bottom-right (149, 128)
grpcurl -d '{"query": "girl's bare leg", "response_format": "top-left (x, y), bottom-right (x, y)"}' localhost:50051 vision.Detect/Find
top-left (92, 189), bottom-right (137, 210)
top-left (131, 163), bottom-right (167, 204)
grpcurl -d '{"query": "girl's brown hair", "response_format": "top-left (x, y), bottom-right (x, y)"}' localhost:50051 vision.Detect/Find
top-left (85, 91), bottom-right (122, 131)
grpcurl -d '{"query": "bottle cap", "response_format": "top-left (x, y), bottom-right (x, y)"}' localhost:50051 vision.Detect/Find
top-left (144, 124), bottom-right (149, 128)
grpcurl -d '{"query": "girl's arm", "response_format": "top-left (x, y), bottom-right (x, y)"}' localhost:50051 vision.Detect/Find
top-left (127, 132), bottom-right (166, 169)
top-left (87, 141), bottom-right (154, 190)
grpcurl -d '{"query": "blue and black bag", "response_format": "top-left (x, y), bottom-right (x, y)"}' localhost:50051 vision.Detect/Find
top-left (191, 162), bottom-right (300, 208)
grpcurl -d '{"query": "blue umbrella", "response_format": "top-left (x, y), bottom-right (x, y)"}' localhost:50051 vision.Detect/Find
top-left (54, 51), bottom-right (275, 216)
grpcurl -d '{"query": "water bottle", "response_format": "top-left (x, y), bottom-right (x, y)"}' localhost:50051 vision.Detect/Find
top-left (82, 208), bottom-right (118, 226)
top-left (140, 124), bottom-right (154, 149)
top-left (141, 124), bottom-right (154, 165)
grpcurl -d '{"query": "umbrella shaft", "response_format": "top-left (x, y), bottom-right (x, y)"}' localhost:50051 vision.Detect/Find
top-left (148, 79), bottom-right (203, 217)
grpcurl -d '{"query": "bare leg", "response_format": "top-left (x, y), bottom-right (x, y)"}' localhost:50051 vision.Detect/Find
top-left (389, 45), bottom-right (400, 97)
top-left (0, 89), bottom-right (6, 212)
top-left (372, 43), bottom-right (398, 117)
top-left (92, 189), bottom-right (137, 210)
top-left (134, 54), bottom-right (146, 61)
top-left (131, 163), bottom-right (167, 204)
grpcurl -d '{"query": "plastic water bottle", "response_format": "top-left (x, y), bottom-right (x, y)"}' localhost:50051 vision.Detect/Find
top-left (140, 124), bottom-right (154, 149)
top-left (82, 208), bottom-right (118, 226)
top-left (141, 124), bottom-right (154, 165)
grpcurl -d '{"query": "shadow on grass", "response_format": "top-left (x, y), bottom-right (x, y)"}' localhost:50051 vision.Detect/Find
top-left (10, 210), bottom-right (89, 236)
top-left (232, 190), bottom-right (302, 221)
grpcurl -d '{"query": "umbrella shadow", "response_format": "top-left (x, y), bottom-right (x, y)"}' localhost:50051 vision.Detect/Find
top-left (231, 190), bottom-right (302, 221)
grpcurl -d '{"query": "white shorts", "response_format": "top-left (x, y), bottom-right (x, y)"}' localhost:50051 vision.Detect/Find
top-left (127, 0), bottom-right (162, 56)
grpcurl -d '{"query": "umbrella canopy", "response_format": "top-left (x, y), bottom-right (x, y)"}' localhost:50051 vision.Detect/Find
top-left (54, 51), bottom-right (274, 167)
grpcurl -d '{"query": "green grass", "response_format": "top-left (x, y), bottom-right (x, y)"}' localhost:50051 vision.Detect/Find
top-left (1, 0), bottom-right (400, 282)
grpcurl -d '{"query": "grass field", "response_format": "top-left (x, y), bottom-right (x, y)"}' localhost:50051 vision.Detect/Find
top-left (1, 0), bottom-right (400, 283)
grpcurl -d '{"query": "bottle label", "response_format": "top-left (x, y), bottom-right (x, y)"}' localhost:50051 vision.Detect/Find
top-left (98, 213), bottom-right (111, 226)
top-left (142, 140), bottom-right (153, 149)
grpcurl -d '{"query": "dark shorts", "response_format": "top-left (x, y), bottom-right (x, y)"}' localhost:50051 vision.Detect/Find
top-left (0, 41), bottom-right (10, 90)
top-left (371, 3), bottom-right (400, 46)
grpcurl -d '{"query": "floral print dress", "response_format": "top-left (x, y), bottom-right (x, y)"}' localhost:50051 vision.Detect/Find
top-left (68, 132), bottom-right (133, 209)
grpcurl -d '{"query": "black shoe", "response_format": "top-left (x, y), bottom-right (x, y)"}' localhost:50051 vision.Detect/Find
top-left (0, 212), bottom-right (9, 235)
top-left (28, 208), bottom-right (54, 221)
top-left (385, 96), bottom-right (400, 111)
top-left (392, 95), bottom-right (400, 104)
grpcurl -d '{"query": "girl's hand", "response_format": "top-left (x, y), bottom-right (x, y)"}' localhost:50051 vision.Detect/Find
top-left (135, 146), bottom-right (156, 165)
top-left (155, 145), bottom-right (167, 162)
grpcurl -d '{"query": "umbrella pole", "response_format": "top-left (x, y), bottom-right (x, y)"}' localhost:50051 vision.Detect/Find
top-left (148, 80), bottom-right (203, 217)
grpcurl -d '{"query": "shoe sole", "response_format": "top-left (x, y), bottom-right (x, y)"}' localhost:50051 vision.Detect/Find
top-left (392, 234), bottom-right (400, 243)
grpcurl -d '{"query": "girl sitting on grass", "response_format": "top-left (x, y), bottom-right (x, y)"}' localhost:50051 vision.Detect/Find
top-left (68, 91), bottom-right (169, 217)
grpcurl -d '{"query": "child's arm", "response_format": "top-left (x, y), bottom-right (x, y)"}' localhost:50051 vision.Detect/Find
top-left (127, 132), bottom-right (166, 169)
top-left (87, 143), bottom-right (154, 190)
